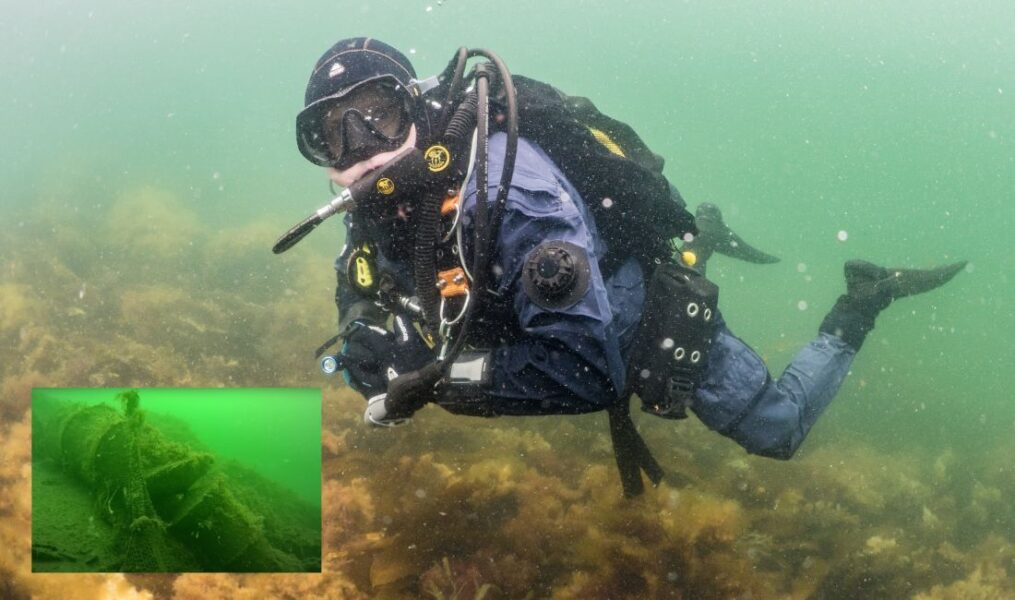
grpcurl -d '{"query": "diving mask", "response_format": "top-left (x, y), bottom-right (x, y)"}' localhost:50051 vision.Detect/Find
top-left (296, 76), bottom-right (416, 170)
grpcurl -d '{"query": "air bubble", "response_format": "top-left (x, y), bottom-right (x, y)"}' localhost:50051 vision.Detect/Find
top-left (660, 338), bottom-right (674, 350)
top-left (837, 230), bottom-right (849, 242)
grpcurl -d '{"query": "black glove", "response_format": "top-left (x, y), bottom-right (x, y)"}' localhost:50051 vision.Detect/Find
top-left (364, 363), bottom-right (445, 427)
top-left (340, 317), bottom-right (434, 396)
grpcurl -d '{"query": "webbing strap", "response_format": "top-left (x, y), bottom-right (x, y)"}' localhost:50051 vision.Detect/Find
top-left (607, 400), bottom-right (664, 498)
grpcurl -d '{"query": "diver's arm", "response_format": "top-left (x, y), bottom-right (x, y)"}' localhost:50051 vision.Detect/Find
top-left (443, 179), bottom-right (627, 415)
top-left (691, 324), bottom-right (856, 459)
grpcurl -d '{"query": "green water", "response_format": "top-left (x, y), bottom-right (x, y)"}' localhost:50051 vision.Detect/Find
top-left (2, 0), bottom-right (1014, 595)
top-left (34, 387), bottom-right (322, 507)
top-left (5, 0), bottom-right (1010, 450)
top-left (30, 388), bottom-right (321, 572)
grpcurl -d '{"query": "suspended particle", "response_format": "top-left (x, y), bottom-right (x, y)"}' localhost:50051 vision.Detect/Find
top-left (797, 300), bottom-right (808, 311)
top-left (837, 230), bottom-right (849, 242)
top-left (796, 262), bottom-right (807, 273)
top-left (601, 197), bottom-right (613, 208)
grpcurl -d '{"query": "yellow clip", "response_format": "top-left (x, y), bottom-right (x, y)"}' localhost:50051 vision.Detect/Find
top-left (354, 256), bottom-right (374, 287)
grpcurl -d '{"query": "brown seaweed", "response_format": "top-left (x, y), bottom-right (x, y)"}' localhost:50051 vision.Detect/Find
top-left (0, 184), bottom-right (1012, 598)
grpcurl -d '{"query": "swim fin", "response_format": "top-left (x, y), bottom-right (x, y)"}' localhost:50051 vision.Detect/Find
top-left (684, 203), bottom-right (780, 273)
top-left (846, 259), bottom-right (968, 303)
top-left (821, 259), bottom-right (967, 349)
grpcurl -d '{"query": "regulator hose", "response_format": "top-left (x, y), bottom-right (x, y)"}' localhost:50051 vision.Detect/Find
top-left (436, 47), bottom-right (469, 135)
top-left (393, 49), bottom-right (519, 419)
top-left (412, 186), bottom-right (442, 328)
top-left (444, 91), bottom-right (479, 143)
top-left (412, 88), bottom-right (479, 328)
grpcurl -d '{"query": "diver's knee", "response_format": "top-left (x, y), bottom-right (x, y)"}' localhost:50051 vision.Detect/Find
top-left (746, 436), bottom-right (799, 461)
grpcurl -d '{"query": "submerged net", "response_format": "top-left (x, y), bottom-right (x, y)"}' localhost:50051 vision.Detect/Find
top-left (119, 410), bottom-right (173, 572)
top-left (57, 395), bottom-right (175, 571)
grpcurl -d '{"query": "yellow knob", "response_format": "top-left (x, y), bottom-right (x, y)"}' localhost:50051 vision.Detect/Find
top-left (681, 250), bottom-right (697, 266)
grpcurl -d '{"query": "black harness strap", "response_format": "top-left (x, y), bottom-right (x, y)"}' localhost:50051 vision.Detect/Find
top-left (607, 400), bottom-right (664, 498)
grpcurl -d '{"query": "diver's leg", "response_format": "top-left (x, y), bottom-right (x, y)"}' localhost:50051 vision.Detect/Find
top-left (693, 258), bottom-right (965, 458)
top-left (692, 325), bottom-right (855, 459)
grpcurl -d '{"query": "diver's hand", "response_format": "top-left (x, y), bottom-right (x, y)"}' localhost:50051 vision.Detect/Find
top-left (340, 321), bottom-right (396, 395)
top-left (364, 363), bottom-right (444, 427)
top-left (342, 317), bottom-right (435, 396)
top-left (364, 393), bottom-right (410, 427)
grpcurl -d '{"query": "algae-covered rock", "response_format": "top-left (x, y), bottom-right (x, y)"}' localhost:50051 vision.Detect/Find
top-left (105, 186), bottom-right (203, 263)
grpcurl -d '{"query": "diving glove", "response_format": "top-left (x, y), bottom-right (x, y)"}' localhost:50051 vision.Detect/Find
top-left (364, 393), bottom-right (410, 427)
top-left (820, 259), bottom-right (967, 350)
top-left (364, 363), bottom-right (444, 427)
top-left (341, 317), bottom-right (434, 396)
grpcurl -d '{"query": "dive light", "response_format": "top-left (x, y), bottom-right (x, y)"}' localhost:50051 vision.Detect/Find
top-left (320, 354), bottom-right (343, 375)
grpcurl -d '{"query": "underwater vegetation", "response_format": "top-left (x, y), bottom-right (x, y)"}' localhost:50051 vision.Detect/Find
top-left (0, 185), bottom-right (1013, 598)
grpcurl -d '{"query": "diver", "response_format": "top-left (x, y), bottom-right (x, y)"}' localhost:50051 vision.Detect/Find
top-left (284, 38), bottom-right (965, 488)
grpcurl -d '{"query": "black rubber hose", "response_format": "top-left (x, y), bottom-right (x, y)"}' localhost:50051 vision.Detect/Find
top-left (440, 53), bottom-right (518, 369)
top-left (467, 50), bottom-right (518, 271)
top-left (472, 72), bottom-right (490, 296)
top-left (436, 47), bottom-right (468, 135)
top-left (412, 90), bottom-right (479, 329)
top-left (413, 188), bottom-right (442, 328)
top-left (444, 91), bottom-right (478, 143)
top-left (433, 71), bottom-right (489, 373)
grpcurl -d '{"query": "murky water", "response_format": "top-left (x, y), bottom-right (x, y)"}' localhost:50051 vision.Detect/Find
top-left (1, 0), bottom-right (1012, 597)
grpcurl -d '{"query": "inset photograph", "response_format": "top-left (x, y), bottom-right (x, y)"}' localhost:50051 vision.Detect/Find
top-left (31, 387), bottom-right (321, 573)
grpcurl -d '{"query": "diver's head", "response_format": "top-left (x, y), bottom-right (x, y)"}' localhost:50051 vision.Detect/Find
top-left (297, 38), bottom-right (427, 184)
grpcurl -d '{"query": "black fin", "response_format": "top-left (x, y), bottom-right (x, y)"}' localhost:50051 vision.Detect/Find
top-left (684, 203), bottom-right (780, 270)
